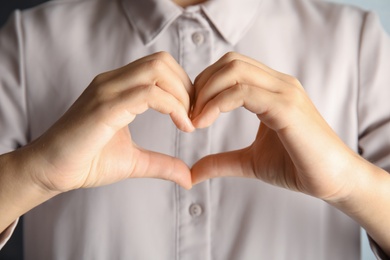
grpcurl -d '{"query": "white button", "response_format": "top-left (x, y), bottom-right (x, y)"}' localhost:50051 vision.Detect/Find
top-left (192, 32), bottom-right (204, 46)
top-left (189, 204), bottom-right (202, 217)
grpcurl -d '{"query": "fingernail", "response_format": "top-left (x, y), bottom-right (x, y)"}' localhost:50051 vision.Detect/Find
top-left (191, 115), bottom-right (206, 129)
top-left (185, 116), bottom-right (195, 132)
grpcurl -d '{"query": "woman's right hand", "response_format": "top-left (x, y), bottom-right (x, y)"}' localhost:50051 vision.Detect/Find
top-left (22, 51), bottom-right (194, 193)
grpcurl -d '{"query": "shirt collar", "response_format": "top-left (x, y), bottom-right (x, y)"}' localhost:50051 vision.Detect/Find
top-left (121, 0), bottom-right (262, 46)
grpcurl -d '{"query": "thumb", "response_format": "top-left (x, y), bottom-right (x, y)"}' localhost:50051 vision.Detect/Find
top-left (133, 149), bottom-right (193, 190)
top-left (191, 149), bottom-right (252, 185)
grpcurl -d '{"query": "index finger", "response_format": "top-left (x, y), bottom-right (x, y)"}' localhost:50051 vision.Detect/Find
top-left (194, 52), bottom-right (289, 99)
top-left (133, 52), bottom-right (194, 100)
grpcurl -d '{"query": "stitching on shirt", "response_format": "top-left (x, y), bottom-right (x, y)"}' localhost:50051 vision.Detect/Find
top-left (174, 121), bottom-right (181, 260)
top-left (174, 176), bottom-right (180, 260)
top-left (177, 19), bottom-right (187, 260)
top-left (175, 21), bottom-right (185, 260)
top-left (207, 123), bottom-right (212, 260)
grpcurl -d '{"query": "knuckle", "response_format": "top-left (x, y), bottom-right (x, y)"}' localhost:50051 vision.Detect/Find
top-left (91, 71), bottom-right (111, 86)
top-left (87, 73), bottom-right (120, 117)
top-left (90, 76), bottom-right (111, 101)
top-left (226, 59), bottom-right (244, 70)
top-left (285, 75), bottom-right (302, 87)
top-left (222, 51), bottom-right (239, 62)
top-left (153, 51), bottom-right (172, 62)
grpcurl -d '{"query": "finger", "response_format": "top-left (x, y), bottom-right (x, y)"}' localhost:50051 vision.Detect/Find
top-left (191, 148), bottom-right (254, 185)
top-left (194, 52), bottom-right (288, 102)
top-left (192, 84), bottom-right (278, 129)
top-left (100, 52), bottom-right (193, 112)
top-left (142, 52), bottom-right (193, 97)
top-left (133, 148), bottom-right (192, 189)
top-left (129, 59), bottom-right (192, 112)
top-left (192, 60), bottom-right (282, 118)
top-left (99, 85), bottom-right (194, 134)
top-left (126, 52), bottom-right (193, 94)
top-left (145, 86), bottom-right (195, 132)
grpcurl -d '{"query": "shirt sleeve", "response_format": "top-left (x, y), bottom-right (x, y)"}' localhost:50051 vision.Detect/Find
top-left (0, 10), bottom-right (28, 251)
top-left (368, 235), bottom-right (390, 260)
top-left (0, 220), bottom-right (18, 250)
top-left (357, 11), bottom-right (390, 260)
top-left (0, 10), bottom-right (29, 154)
top-left (358, 12), bottom-right (390, 172)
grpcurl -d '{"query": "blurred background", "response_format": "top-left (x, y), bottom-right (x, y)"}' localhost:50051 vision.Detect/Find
top-left (0, 0), bottom-right (389, 259)
top-left (0, 0), bottom-right (49, 26)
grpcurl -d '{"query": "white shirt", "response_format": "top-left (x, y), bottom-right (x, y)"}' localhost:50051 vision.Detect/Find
top-left (1, 0), bottom-right (390, 259)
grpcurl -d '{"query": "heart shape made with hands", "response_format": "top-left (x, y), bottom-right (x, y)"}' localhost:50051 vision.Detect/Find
top-left (100, 50), bottom-right (322, 195)
top-left (129, 51), bottom-right (340, 199)
top-left (66, 51), bottom-right (334, 200)
top-left (40, 52), bottom-right (277, 193)
top-left (33, 52), bottom-right (347, 201)
top-left (129, 52), bottom-right (298, 191)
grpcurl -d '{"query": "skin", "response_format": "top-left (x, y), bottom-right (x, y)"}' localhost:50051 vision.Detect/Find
top-left (173, 0), bottom-right (207, 7)
top-left (1, 51), bottom-right (389, 255)
top-left (0, 52), bottom-right (195, 234)
top-left (190, 53), bottom-right (390, 254)
top-left (0, 0), bottom-right (389, 255)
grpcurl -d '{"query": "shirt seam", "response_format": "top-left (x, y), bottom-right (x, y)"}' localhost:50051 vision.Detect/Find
top-left (356, 11), bottom-right (371, 152)
top-left (175, 130), bottom-right (181, 260)
top-left (175, 21), bottom-right (185, 260)
top-left (15, 10), bottom-right (30, 145)
top-left (356, 11), bottom-right (365, 144)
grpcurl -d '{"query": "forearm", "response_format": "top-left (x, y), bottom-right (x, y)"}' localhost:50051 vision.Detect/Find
top-left (0, 147), bottom-right (58, 233)
top-left (327, 156), bottom-right (390, 256)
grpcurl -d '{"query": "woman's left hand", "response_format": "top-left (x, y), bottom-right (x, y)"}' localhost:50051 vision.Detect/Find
top-left (191, 52), bottom-right (360, 202)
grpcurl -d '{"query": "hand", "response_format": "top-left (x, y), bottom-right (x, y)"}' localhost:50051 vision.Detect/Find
top-left (191, 52), bottom-right (361, 202)
top-left (21, 52), bottom-right (194, 193)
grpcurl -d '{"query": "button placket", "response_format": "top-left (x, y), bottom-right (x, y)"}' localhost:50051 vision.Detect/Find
top-left (175, 12), bottom-right (213, 260)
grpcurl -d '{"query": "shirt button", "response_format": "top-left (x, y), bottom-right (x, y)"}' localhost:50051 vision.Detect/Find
top-left (189, 204), bottom-right (203, 217)
top-left (192, 32), bottom-right (204, 46)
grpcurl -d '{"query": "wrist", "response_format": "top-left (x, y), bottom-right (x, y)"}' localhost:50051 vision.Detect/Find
top-left (14, 143), bottom-right (62, 197)
top-left (324, 155), bottom-right (384, 210)
top-left (325, 155), bottom-right (390, 255)
top-left (0, 146), bottom-right (59, 233)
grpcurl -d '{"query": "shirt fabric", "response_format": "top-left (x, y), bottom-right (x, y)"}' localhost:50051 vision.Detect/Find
top-left (0, 0), bottom-right (390, 259)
